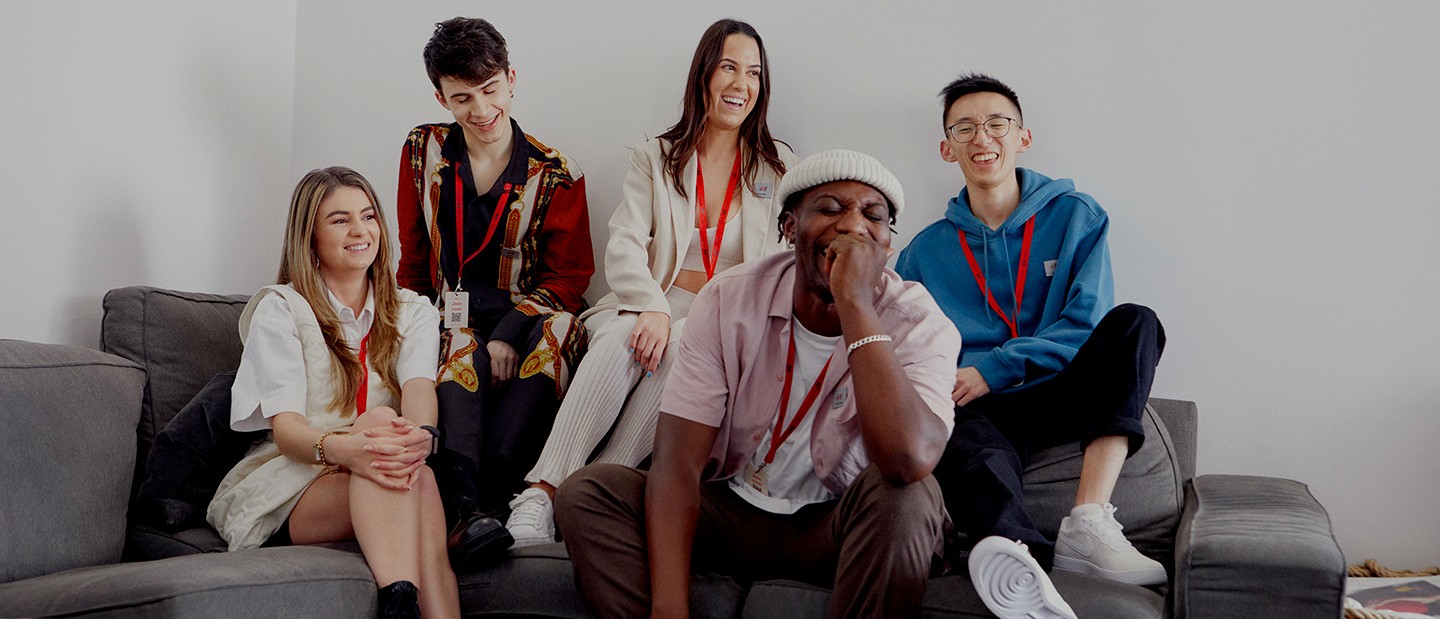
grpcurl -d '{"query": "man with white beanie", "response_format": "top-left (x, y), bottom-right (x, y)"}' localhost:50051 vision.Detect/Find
top-left (555, 149), bottom-right (961, 619)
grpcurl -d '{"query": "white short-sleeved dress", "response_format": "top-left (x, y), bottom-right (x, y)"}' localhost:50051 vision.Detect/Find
top-left (206, 284), bottom-right (439, 550)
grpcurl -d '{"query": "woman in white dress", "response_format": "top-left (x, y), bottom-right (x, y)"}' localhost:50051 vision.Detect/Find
top-left (206, 167), bottom-right (458, 619)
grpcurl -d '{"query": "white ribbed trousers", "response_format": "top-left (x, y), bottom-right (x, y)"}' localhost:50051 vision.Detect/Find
top-left (525, 288), bottom-right (695, 487)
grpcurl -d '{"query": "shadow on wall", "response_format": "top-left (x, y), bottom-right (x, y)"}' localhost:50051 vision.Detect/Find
top-left (59, 198), bottom-right (148, 348)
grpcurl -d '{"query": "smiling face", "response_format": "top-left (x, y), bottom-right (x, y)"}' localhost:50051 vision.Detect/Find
top-left (940, 91), bottom-right (1031, 192)
top-left (703, 33), bottom-right (761, 133)
top-left (311, 186), bottom-right (380, 280)
top-left (436, 69), bottom-right (515, 147)
top-left (782, 180), bottom-right (893, 301)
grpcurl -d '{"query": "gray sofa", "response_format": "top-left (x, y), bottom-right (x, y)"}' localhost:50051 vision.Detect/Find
top-left (0, 286), bottom-right (1346, 618)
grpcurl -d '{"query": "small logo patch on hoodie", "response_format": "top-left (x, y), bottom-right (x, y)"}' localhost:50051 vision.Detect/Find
top-left (1044, 260), bottom-right (1058, 277)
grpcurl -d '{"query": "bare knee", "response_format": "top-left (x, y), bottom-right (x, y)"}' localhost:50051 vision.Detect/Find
top-left (352, 406), bottom-right (400, 431)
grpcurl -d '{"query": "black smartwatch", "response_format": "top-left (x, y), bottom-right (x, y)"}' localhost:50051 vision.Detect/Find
top-left (420, 425), bottom-right (441, 455)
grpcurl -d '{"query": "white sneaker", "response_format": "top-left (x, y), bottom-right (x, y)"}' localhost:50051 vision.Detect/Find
top-left (1053, 503), bottom-right (1167, 586)
top-left (505, 487), bottom-right (556, 547)
top-left (969, 536), bottom-right (1077, 619)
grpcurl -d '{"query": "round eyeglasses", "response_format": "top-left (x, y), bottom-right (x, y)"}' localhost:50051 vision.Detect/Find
top-left (945, 116), bottom-right (1018, 142)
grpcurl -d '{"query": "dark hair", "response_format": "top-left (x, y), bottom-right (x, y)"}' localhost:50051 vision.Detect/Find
top-left (423, 17), bottom-right (509, 92)
top-left (657, 19), bottom-right (786, 199)
top-left (775, 187), bottom-right (896, 242)
top-left (938, 73), bottom-right (1023, 127)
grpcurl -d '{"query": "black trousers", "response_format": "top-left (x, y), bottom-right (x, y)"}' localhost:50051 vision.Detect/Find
top-left (933, 303), bottom-right (1165, 570)
top-left (433, 314), bottom-right (565, 515)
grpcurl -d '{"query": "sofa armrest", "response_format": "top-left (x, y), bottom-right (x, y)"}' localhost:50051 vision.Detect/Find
top-left (1172, 474), bottom-right (1344, 619)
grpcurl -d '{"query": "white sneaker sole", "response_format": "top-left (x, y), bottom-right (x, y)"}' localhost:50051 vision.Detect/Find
top-left (969, 536), bottom-right (1077, 619)
top-left (1052, 553), bottom-right (1167, 586)
top-left (508, 531), bottom-right (556, 548)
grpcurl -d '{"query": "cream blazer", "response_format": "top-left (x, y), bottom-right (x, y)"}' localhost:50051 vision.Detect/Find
top-left (584, 137), bottom-right (798, 321)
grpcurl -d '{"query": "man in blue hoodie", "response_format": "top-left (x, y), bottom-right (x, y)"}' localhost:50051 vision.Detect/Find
top-left (896, 74), bottom-right (1166, 619)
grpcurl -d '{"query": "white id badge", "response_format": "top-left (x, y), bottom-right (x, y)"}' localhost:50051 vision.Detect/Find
top-left (443, 291), bottom-right (469, 329)
top-left (746, 462), bottom-right (770, 496)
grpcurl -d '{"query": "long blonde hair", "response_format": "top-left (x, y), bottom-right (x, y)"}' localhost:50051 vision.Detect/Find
top-left (277, 167), bottom-right (403, 416)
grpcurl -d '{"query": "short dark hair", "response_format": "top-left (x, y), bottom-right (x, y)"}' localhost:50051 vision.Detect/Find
top-left (775, 186), bottom-right (896, 242)
top-left (938, 73), bottom-right (1022, 127)
top-left (423, 17), bottom-right (509, 92)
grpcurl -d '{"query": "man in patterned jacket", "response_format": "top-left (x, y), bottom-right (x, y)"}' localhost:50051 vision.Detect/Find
top-left (397, 16), bottom-right (593, 568)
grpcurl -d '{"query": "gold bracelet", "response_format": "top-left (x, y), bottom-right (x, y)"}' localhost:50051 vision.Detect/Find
top-left (314, 430), bottom-right (349, 466)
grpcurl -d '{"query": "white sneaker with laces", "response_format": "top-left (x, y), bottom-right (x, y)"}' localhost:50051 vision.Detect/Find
top-left (1053, 503), bottom-right (1167, 586)
top-left (968, 536), bottom-right (1077, 619)
top-left (505, 487), bottom-right (556, 547)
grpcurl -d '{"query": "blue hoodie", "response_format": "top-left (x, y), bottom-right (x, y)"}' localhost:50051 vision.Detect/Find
top-left (896, 168), bottom-right (1112, 392)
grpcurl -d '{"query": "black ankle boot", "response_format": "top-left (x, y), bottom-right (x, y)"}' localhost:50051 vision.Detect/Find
top-left (430, 449), bottom-right (514, 569)
top-left (377, 580), bottom-right (420, 619)
top-left (447, 509), bottom-right (514, 569)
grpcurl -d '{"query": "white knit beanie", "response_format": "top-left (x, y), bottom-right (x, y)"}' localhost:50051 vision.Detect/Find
top-left (776, 149), bottom-right (904, 215)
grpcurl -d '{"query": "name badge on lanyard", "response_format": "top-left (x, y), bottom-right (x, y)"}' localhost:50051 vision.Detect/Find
top-left (446, 166), bottom-right (511, 330)
top-left (444, 291), bottom-right (469, 330)
top-left (747, 326), bottom-right (835, 497)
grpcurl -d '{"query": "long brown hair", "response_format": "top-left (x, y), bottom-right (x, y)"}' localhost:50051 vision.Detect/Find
top-left (277, 167), bottom-right (403, 416)
top-left (657, 19), bottom-right (786, 198)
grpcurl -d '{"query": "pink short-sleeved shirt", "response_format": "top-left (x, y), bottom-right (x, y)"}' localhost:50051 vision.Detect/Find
top-left (659, 252), bottom-right (961, 495)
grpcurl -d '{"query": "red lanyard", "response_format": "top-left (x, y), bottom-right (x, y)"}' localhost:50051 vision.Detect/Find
top-left (355, 333), bottom-right (371, 414)
top-left (453, 167), bottom-right (511, 291)
top-left (957, 215), bottom-right (1035, 340)
top-left (764, 326), bottom-right (836, 467)
top-left (695, 150), bottom-right (742, 280)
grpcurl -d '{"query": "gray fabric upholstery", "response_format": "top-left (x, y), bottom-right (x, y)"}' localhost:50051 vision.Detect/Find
top-left (100, 287), bottom-right (249, 489)
top-left (1149, 398), bottom-right (1197, 483)
top-left (123, 524), bottom-right (228, 562)
top-left (737, 571), bottom-right (1165, 619)
top-left (0, 545), bottom-right (375, 618)
top-left (1172, 474), bottom-right (1345, 619)
top-left (460, 543), bottom-right (744, 619)
top-left (0, 340), bottom-right (145, 584)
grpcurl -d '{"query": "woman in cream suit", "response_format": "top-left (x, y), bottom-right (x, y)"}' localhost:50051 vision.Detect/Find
top-left (503, 18), bottom-right (797, 545)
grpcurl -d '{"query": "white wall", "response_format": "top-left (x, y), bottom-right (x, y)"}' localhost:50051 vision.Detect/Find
top-left (0, 1), bottom-right (297, 347)
top-left (2, 1), bottom-right (1436, 569)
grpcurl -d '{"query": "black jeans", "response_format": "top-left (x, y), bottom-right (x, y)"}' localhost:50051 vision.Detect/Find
top-left (934, 303), bottom-right (1165, 570)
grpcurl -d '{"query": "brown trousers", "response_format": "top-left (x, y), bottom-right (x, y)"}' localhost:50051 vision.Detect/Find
top-left (554, 463), bottom-right (944, 619)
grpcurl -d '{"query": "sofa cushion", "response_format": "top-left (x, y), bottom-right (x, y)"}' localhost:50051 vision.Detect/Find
top-left (737, 571), bottom-right (1162, 619)
top-left (123, 524), bottom-right (228, 562)
top-left (101, 287), bottom-right (249, 495)
top-left (0, 545), bottom-right (375, 618)
top-left (460, 542), bottom-right (745, 618)
top-left (1021, 403), bottom-right (1183, 568)
top-left (0, 340), bottom-right (145, 584)
top-left (133, 370), bottom-right (266, 532)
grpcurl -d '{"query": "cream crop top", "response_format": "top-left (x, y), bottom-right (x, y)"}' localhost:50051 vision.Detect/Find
top-left (680, 212), bottom-right (744, 274)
